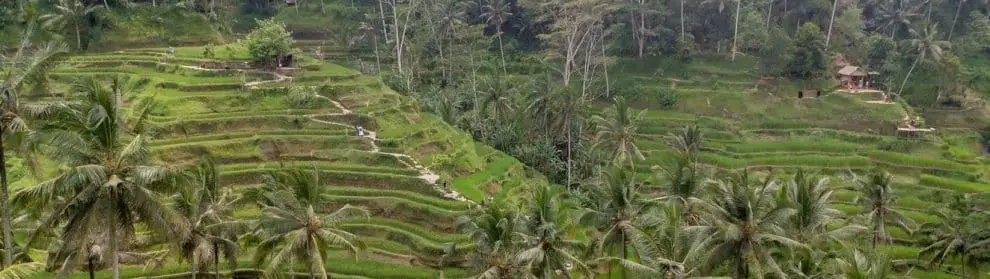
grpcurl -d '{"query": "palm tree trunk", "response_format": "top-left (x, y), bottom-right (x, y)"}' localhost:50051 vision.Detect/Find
top-left (214, 242), bottom-right (220, 279)
top-left (0, 129), bottom-right (11, 269)
top-left (75, 23), bottom-right (82, 50)
top-left (731, 0), bottom-right (741, 62)
top-left (766, 0), bottom-right (773, 28)
top-left (110, 212), bottom-right (120, 279)
top-left (320, 0), bottom-right (325, 14)
top-left (680, 0), bottom-right (686, 40)
top-left (89, 257), bottom-right (96, 279)
top-left (897, 54), bottom-right (922, 97)
top-left (948, 0), bottom-right (966, 40)
top-left (378, 0), bottom-right (389, 40)
top-left (620, 232), bottom-right (627, 279)
top-left (825, 0), bottom-right (839, 50)
top-left (497, 26), bottom-right (507, 74)
top-left (191, 252), bottom-right (198, 279)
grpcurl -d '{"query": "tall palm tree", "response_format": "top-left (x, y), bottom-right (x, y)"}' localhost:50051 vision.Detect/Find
top-left (590, 96), bottom-right (645, 168)
top-left (666, 125), bottom-right (704, 159)
top-left (896, 24), bottom-right (951, 100)
top-left (14, 75), bottom-right (184, 279)
top-left (835, 249), bottom-right (894, 279)
top-left (855, 169), bottom-right (917, 247)
top-left (695, 171), bottom-right (807, 279)
top-left (173, 159), bottom-right (246, 279)
top-left (481, 0), bottom-right (511, 74)
top-left (784, 170), bottom-right (865, 245)
top-left (480, 75), bottom-right (517, 121)
top-left (947, 0), bottom-right (968, 40)
top-left (457, 200), bottom-right (524, 278)
top-left (607, 204), bottom-right (709, 279)
top-left (516, 184), bottom-right (589, 278)
top-left (872, 0), bottom-right (920, 39)
top-left (0, 28), bottom-right (68, 268)
top-left (918, 195), bottom-right (990, 279)
top-left (40, 0), bottom-right (101, 50)
top-left (578, 168), bottom-right (657, 279)
top-left (0, 262), bottom-right (42, 279)
top-left (655, 156), bottom-right (704, 224)
top-left (782, 170), bottom-right (865, 279)
top-left (252, 169), bottom-right (367, 279)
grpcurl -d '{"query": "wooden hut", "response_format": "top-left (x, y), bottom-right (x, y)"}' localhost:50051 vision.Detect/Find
top-left (837, 66), bottom-right (867, 89)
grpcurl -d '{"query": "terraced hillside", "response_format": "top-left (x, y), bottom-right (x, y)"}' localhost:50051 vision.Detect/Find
top-left (610, 56), bottom-right (990, 275)
top-left (20, 42), bottom-right (542, 278)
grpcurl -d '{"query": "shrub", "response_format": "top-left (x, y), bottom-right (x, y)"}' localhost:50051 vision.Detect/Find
top-left (245, 19), bottom-right (294, 64)
top-left (287, 86), bottom-right (320, 109)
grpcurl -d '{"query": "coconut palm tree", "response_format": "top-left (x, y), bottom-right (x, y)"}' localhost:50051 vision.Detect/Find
top-left (590, 96), bottom-right (645, 168)
top-left (481, 0), bottom-right (511, 73)
top-left (173, 159), bottom-right (247, 279)
top-left (14, 75), bottom-right (184, 279)
top-left (0, 28), bottom-right (68, 268)
top-left (895, 23), bottom-right (951, 100)
top-left (855, 168), bottom-right (917, 248)
top-left (480, 75), bottom-right (518, 121)
top-left (40, 0), bottom-right (101, 50)
top-left (835, 249), bottom-right (894, 279)
top-left (604, 204), bottom-right (709, 279)
top-left (252, 169), bottom-right (367, 279)
top-left (578, 168), bottom-right (657, 279)
top-left (516, 184), bottom-right (590, 278)
top-left (782, 170), bottom-right (866, 279)
top-left (918, 195), bottom-right (990, 279)
top-left (0, 262), bottom-right (42, 279)
top-left (666, 125), bottom-right (704, 159)
top-left (655, 156), bottom-right (705, 225)
top-left (457, 200), bottom-right (524, 278)
top-left (695, 171), bottom-right (807, 279)
top-left (784, 170), bottom-right (865, 245)
top-left (872, 0), bottom-right (920, 39)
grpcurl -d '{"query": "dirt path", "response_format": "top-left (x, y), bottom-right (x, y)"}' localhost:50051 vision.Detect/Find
top-left (307, 94), bottom-right (466, 202)
top-left (170, 63), bottom-right (293, 88)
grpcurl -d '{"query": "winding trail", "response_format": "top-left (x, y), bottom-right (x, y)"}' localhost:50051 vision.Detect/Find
top-left (309, 94), bottom-right (466, 202)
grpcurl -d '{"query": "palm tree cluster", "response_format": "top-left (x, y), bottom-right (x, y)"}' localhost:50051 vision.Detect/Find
top-left (461, 125), bottom-right (990, 279)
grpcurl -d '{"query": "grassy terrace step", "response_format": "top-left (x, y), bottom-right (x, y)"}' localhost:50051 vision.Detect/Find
top-left (323, 187), bottom-right (471, 211)
top-left (865, 151), bottom-right (979, 174)
top-left (324, 195), bottom-right (463, 233)
top-left (723, 140), bottom-right (863, 154)
top-left (151, 115), bottom-right (350, 137)
top-left (342, 217), bottom-right (471, 245)
top-left (147, 108), bottom-right (337, 122)
top-left (741, 128), bottom-right (895, 144)
top-left (148, 129), bottom-right (351, 146)
top-left (221, 169), bottom-right (437, 196)
top-left (151, 134), bottom-right (369, 150)
top-left (919, 174), bottom-right (990, 192)
top-left (221, 161), bottom-right (420, 176)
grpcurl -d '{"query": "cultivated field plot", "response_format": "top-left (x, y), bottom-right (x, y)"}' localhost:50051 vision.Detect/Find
top-left (613, 56), bottom-right (990, 277)
top-left (18, 42), bottom-right (541, 278)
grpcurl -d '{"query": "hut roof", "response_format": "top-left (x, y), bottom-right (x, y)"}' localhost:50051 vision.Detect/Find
top-left (837, 66), bottom-right (867, 77)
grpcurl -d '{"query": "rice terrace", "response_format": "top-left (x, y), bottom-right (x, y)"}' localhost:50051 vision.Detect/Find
top-left (2, 0), bottom-right (990, 278)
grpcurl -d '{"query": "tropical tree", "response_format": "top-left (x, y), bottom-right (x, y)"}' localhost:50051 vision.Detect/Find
top-left (871, 0), bottom-right (920, 39)
top-left (784, 170), bottom-right (865, 245)
top-left (695, 171), bottom-right (807, 279)
top-left (516, 184), bottom-right (589, 277)
top-left (782, 170), bottom-right (866, 278)
top-left (578, 168), bottom-right (656, 278)
top-left (918, 195), bottom-right (990, 279)
top-left (666, 125), bottom-right (704, 159)
top-left (0, 30), bottom-right (68, 268)
top-left (251, 169), bottom-right (367, 278)
top-left (855, 168), bottom-right (917, 247)
top-left (481, 0), bottom-right (511, 73)
top-left (40, 0), bottom-right (101, 50)
top-left (173, 159), bottom-right (246, 279)
top-left (15, 75), bottom-right (185, 279)
top-left (895, 23), bottom-right (951, 100)
top-left (590, 96), bottom-right (645, 168)
top-left (457, 200), bottom-right (524, 278)
top-left (606, 204), bottom-right (709, 279)
top-left (835, 249), bottom-right (895, 279)
top-left (0, 262), bottom-right (43, 279)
